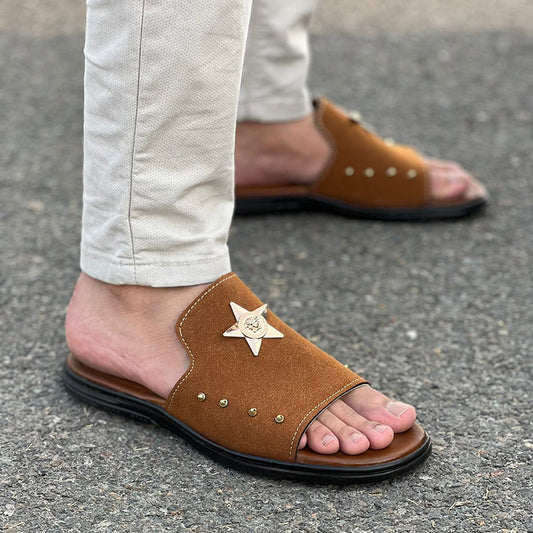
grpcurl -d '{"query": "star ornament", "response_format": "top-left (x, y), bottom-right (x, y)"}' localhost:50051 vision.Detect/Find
top-left (222, 302), bottom-right (284, 356)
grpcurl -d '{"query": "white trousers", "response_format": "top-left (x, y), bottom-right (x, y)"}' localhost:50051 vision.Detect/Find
top-left (81, 0), bottom-right (317, 287)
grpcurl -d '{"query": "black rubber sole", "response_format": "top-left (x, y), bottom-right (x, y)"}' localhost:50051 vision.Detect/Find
top-left (235, 194), bottom-right (487, 221)
top-left (63, 363), bottom-right (432, 484)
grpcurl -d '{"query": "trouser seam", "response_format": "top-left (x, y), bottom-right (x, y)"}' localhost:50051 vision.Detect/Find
top-left (127, 0), bottom-right (147, 284)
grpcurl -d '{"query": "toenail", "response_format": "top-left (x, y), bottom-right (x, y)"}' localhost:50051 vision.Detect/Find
top-left (350, 433), bottom-right (362, 443)
top-left (387, 401), bottom-right (409, 417)
top-left (322, 435), bottom-right (335, 447)
top-left (375, 424), bottom-right (387, 433)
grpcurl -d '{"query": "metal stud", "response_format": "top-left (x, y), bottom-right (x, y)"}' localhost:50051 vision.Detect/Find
top-left (344, 166), bottom-right (355, 177)
top-left (386, 167), bottom-right (397, 177)
top-left (197, 392), bottom-right (206, 402)
top-left (248, 408), bottom-right (258, 417)
top-left (384, 137), bottom-right (395, 146)
top-left (348, 110), bottom-right (362, 122)
top-left (275, 414), bottom-right (285, 424)
top-left (407, 169), bottom-right (418, 179)
top-left (364, 168), bottom-right (375, 178)
top-left (219, 399), bottom-right (229, 408)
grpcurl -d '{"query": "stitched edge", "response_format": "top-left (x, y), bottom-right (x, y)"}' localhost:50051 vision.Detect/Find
top-left (81, 247), bottom-right (230, 266)
top-left (398, 146), bottom-right (429, 206)
top-left (126, 0), bottom-right (147, 284)
top-left (396, 145), bottom-right (430, 205)
top-left (166, 273), bottom-right (237, 411)
top-left (310, 97), bottom-right (339, 192)
top-left (288, 377), bottom-right (367, 459)
top-left (419, 155), bottom-right (431, 204)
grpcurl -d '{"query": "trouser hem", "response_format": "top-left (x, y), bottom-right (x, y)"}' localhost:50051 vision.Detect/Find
top-left (81, 249), bottom-right (231, 287)
top-left (237, 89), bottom-right (312, 122)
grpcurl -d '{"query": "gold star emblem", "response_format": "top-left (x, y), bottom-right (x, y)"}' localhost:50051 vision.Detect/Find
top-left (222, 302), bottom-right (284, 356)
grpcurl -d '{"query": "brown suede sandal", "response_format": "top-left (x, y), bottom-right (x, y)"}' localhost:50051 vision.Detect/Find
top-left (63, 273), bottom-right (431, 483)
top-left (235, 98), bottom-right (487, 220)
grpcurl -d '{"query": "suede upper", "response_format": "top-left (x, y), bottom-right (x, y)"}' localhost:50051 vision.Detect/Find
top-left (311, 98), bottom-right (429, 208)
top-left (165, 273), bottom-right (367, 462)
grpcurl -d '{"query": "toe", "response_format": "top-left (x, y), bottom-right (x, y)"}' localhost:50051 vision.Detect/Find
top-left (300, 386), bottom-right (416, 454)
top-left (429, 167), bottom-right (469, 200)
top-left (317, 407), bottom-right (371, 454)
top-left (464, 176), bottom-right (488, 201)
top-left (304, 419), bottom-right (340, 454)
top-left (328, 399), bottom-right (394, 450)
top-left (342, 384), bottom-right (417, 434)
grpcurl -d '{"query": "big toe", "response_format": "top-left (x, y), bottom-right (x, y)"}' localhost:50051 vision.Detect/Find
top-left (342, 384), bottom-right (417, 434)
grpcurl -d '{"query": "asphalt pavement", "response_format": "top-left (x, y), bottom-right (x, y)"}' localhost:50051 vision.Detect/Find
top-left (1, 1), bottom-right (532, 532)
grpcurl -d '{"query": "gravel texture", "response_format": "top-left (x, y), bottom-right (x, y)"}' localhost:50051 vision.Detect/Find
top-left (1, 2), bottom-right (532, 532)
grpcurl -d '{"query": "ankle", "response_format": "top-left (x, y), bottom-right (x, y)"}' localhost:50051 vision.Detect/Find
top-left (235, 115), bottom-right (331, 187)
top-left (69, 273), bottom-right (208, 315)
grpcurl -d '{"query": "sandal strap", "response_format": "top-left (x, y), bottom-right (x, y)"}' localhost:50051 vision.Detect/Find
top-left (311, 98), bottom-right (429, 208)
top-left (165, 273), bottom-right (367, 462)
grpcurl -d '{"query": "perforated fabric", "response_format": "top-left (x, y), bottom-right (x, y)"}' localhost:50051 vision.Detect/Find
top-left (238, 0), bottom-right (317, 122)
top-left (81, 0), bottom-right (252, 286)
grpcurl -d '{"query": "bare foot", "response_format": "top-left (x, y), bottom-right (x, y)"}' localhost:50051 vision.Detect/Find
top-left (235, 116), bottom-right (486, 203)
top-left (66, 273), bottom-right (416, 455)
